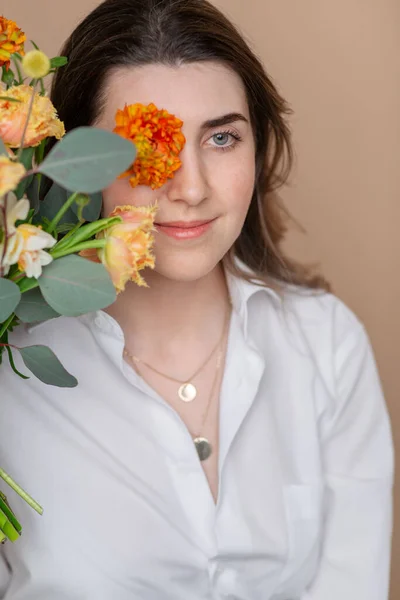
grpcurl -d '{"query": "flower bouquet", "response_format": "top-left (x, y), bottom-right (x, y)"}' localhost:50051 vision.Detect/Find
top-left (0, 16), bottom-right (185, 544)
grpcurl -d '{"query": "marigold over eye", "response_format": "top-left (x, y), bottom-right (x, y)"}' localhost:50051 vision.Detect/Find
top-left (113, 102), bottom-right (186, 190)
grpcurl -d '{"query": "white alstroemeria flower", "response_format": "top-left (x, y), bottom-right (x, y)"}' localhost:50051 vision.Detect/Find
top-left (3, 224), bottom-right (57, 279)
top-left (0, 192), bottom-right (30, 235)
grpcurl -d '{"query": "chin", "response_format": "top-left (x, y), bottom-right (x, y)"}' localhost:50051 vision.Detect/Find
top-left (145, 250), bottom-right (224, 284)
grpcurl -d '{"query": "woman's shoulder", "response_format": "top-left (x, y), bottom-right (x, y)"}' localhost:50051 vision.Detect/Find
top-left (282, 286), bottom-right (365, 340)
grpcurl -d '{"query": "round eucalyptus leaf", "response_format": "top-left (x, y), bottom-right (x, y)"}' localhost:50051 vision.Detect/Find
top-left (19, 345), bottom-right (78, 388)
top-left (15, 288), bottom-right (60, 323)
top-left (38, 127), bottom-right (137, 193)
top-left (38, 254), bottom-right (116, 317)
top-left (0, 279), bottom-right (21, 323)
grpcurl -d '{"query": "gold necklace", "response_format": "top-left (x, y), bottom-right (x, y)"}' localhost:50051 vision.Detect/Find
top-left (187, 340), bottom-right (226, 461)
top-left (131, 307), bottom-right (231, 462)
top-left (123, 301), bottom-right (231, 403)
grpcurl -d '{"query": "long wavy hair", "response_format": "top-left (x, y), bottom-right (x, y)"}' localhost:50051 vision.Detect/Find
top-left (49, 0), bottom-right (330, 293)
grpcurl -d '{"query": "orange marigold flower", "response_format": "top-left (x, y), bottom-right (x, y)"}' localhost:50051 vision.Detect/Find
top-left (114, 103), bottom-right (186, 190)
top-left (0, 16), bottom-right (26, 71)
top-left (80, 203), bottom-right (157, 293)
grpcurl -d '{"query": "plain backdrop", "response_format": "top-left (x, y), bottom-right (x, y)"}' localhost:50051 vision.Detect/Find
top-left (3, 0), bottom-right (400, 596)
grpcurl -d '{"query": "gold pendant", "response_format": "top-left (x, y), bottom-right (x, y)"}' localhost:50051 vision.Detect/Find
top-left (194, 437), bottom-right (212, 461)
top-left (178, 382), bottom-right (197, 402)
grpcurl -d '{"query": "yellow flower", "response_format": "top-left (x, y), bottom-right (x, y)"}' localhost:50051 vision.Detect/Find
top-left (0, 84), bottom-right (65, 148)
top-left (80, 204), bottom-right (157, 293)
top-left (114, 103), bottom-right (186, 190)
top-left (22, 50), bottom-right (50, 79)
top-left (0, 156), bottom-right (26, 198)
top-left (3, 223), bottom-right (56, 278)
top-left (0, 16), bottom-right (26, 71)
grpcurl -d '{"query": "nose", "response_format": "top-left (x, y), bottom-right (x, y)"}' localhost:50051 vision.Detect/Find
top-left (165, 145), bottom-right (209, 206)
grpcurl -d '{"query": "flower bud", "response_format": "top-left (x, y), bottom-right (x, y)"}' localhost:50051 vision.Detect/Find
top-left (22, 50), bottom-right (50, 79)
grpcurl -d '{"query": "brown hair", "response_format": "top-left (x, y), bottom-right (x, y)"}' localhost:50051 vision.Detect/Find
top-left (50, 0), bottom-right (330, 293)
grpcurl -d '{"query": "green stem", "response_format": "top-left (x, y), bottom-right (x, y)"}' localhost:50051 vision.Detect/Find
top-left (17, 80), bottom-right (38, 161)
top-left (35, 140), bottom-right (47, 196)
top-left (0, 314), bottom-right (15, 340)
top-left (0, 468), bottom-right (43, 516)
top-left (50, 239), bottom-right (106, 260)
top-left (47, 192), bottom-right (78, 235)
top-left (52, 221), bottom-right (83, 251)
top-left (12, 56), bottom-right (23, 85)
top-left (51, 216), bottom-right (121, 254)
top-left (17, 277), bottom-right (40, 294)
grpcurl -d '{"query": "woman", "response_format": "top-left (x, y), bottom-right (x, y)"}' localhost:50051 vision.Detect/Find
top-left (0, 0), bottom-right (394, 598)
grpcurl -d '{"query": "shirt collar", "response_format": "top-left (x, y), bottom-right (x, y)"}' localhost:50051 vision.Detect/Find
top-left (224, 257), bottom-right (282, 339)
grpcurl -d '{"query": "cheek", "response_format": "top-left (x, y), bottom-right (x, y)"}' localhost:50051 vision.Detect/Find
top-left (101, 178), bottom-right (157, 216)
top-left (217, 153), bottom-right (255, 218)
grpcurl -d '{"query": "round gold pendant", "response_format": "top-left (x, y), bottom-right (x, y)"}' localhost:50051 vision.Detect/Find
top-left (194, 437), bottom-right (212, 461)
top-left (178, 383), bottom-right (197, 402)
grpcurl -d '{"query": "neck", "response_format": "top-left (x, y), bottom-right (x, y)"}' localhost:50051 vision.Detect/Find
top-left (105, 262), bottom-right (230, 357)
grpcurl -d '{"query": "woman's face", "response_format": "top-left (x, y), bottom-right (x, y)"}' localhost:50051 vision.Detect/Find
top-left (96, 62), bottom-right (256, 283)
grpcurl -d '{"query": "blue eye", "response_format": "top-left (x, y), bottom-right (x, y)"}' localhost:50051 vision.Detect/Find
top-left (209, 130), bottom-right (242, 150)
top-left (213, 133), bottom-right (231, 146)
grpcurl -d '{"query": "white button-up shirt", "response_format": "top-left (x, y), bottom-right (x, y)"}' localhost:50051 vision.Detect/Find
top-left (0, 268), bottom-right (394, 600)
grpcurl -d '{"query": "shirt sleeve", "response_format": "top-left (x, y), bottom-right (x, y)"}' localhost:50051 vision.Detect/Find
top-left (303, 314), bottom-right (394, 599)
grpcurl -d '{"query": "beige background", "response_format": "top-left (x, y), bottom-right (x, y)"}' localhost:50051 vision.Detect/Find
top-left (4, 0), bottom-right (399, 596)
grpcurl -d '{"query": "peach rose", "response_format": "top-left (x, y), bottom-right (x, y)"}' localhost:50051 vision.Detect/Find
top-left (0, 84), bottom-right (65, 148)
top-left (80, 204), bottom-right (157, 293)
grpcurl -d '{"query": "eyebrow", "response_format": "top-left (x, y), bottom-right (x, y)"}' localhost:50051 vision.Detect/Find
top-left (201, 112), bottom-right (249, 130)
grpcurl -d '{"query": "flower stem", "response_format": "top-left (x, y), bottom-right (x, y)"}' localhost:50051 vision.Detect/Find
top-left (0, 468), bottom-right (43, 516)
top-left (52, 216), bottom-right (121, 254)
top-left (0, 193), bottom-right (9, 277)
top-left (16, 277), bottom-right (40, 294)
top-left (12, 56), bottom-right (23, 85)
top-left (0, 314), bottom-right (15, 340)
top-left (47, 192), bottom-right (78, 235)
top-left (50, 239), bottom-right (106, 260)
top-left (17, 80), bottom-right (38, 160)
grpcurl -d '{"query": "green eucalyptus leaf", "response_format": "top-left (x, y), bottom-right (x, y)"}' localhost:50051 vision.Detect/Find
top-left (0, 279), bottom-right (21, 322)
top-left (38, 254), bottom-right (116, 316)
top-left (18, 345), bottom-right (78, 388)
top-left (35, 182), bottom-right (101, 225)
top-left (50, 56), bottom-right (68, 68)
top-left (38, 127), bottom-right (136, 193)
top-left (15, 288), bottom-right (60, 323)
top-left (25, 175), bottom-right (41, 213)
top-left (34, 181), bottom-right (76, 225)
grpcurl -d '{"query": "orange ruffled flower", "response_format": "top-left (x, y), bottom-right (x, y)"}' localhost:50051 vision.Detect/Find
top-left (80, 204), bottom-right (157, 293)
top-left (114, 103), bottom-right (186, 190)
top-left (0, 84), bottom-right (65, 148)
top-left (0, 16), bottom-right (26, 71)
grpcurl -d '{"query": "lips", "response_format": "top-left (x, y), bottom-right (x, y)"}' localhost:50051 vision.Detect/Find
top-left (154, 218), bottom-right (215, 240)
top-left (154, 219), bottom-right (213, 228)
